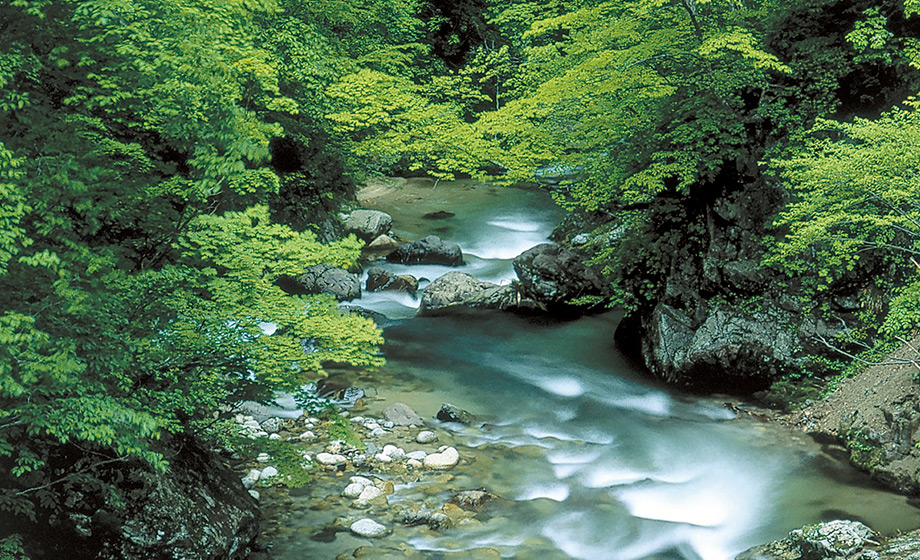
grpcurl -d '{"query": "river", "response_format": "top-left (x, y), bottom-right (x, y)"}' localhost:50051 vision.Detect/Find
top-left (264, 177), bottom-right (920, 559)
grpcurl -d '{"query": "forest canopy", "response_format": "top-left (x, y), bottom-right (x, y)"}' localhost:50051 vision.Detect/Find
top-left (2, 0), bottom-right (920, 556)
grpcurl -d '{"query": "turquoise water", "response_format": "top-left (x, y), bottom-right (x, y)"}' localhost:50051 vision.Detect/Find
top-left (266, 178), bottom-right (920, 559)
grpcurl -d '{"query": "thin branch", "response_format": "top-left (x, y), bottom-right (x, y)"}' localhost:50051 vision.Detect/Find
top-left (811, 332), bottom-right (920, 368)
top-left (15, 457), bottom-right (128, 497)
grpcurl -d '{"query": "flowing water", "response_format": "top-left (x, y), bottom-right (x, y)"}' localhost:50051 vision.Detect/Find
top-left (266, 178), bottom-right (920, 559)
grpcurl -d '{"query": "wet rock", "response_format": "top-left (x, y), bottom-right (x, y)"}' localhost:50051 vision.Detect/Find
top-left (259, 466), bottom-right (278, 479)
top-left (736, 520), bottom-right (878, 560)
top-left (402, 507), bottom-right (435, 526)
top-left (450, 489), bottom-right (496, 509)
top-left (427, 512), bottom-right (451, 530)
top-left (512, 243), bottom-right (608, 307)
top-left (418, 272), bottom-right (534, 315)
top-left (342, 209), bottom-right (393, 242)
top-left (437, 403), bottom-right (474, 425)
top-left (424, 446), bottom-right (460, 469)
top-left (349, 518), bottom-right (388, 538)
top-left (382, 402), bottom-right (424, 427)
top-left (289, 264), bottom-right (361, 301)
top-left (365, 267), bottom-right (418, 296)
top-left (386, 235), bottom-right (463, 266)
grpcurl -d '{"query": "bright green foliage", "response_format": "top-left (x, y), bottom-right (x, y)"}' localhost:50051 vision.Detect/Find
top-left (0, 0), bottom-right (384, 545)
top-left (769, 107), bottom-right (920, 337)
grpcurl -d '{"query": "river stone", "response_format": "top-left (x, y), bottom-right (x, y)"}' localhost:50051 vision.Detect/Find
top-left (512, 243), bottom-right (607, 306)
top-left (349, 518), bottom-right (388, 538)
top-left (416, 430), bottom-right (438, 444)
top-left (342, 209), bottom-right (393, 241)
top-left (792, 520), bottom-right (875, 559)
top-left (315, 452), bottom-right (347, 466)
top-left (259, 466), bottom-right (278, 479)
top-left (342, 482), bottom-right (366, 498)
top-left (259, 417), bottom-right (283, 434)
top-left (418, 272), bottom-right (526, 315)
top-left (736, 520), bottom-right (877, 560)
top-left (386, 235), bottom-right (463, 266)
top-left (241, 469), bottom-right (261, 489)
top-left (366, 234), bottom-right (401, 251)
top-left (365, 267), bottom-right (419, 296)
top-left (437, 403), bottom-right (474, 425)
top-left (294, 264), bottom-right (361, 301)
top-left (406, 450), bottom-right (427, 461)
top-left (357, 485), bottom-right (384, 502)
top-left (382, 402), bottom-right (424, 426)
top-left (424, 446), bottom-right (460, 469)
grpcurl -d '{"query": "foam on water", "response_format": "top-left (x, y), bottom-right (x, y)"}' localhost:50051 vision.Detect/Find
top-left (535, 376), bottom-right (586, 398)
top-left (517, 482), bottom-right (571, 502)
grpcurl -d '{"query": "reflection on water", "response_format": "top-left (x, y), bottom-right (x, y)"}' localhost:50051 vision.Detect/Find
top-left (267, 179), bottom-right (920, 559)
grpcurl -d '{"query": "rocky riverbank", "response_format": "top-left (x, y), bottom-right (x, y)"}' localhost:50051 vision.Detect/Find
top-left (239, 394), bottom-right (520, 559)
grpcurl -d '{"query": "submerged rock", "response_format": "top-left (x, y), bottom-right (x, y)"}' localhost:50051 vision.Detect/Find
top-left (386, 235), bottom-right (463, 266)
top-left (382, 402), bottom-right (425, 427)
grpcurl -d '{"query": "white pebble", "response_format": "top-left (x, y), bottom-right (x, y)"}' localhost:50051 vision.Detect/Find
top-left (248, 489), bottom-right (260, 500)
top-left (406, 450), bottom-right (427, 461)
top-left (343, 483), bottom-right (365, 498)
top-left (357, 486), bottom-right (383, 501)
top-left (260, 466), bottom-right (278, 478)
top-left (350, 518), bottom-right (387, 538)
top-left (407, 459), bottom-right (423, 468)
top-left (298, 431), bottom-right (316, 441)
top-left (268, 433), bottom-right (281, 440)
top-left (416, 430), bottom-right (438, 444)
top-left (374, 453), bottom-right (393, 463)
top-left (256, 453), bottom-right (271, 463)
top-left (350, 476), bottom-right (374, 487)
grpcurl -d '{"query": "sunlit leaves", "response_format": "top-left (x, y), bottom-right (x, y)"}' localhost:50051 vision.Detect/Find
top-left (769, 108), bottom-right (920, 335)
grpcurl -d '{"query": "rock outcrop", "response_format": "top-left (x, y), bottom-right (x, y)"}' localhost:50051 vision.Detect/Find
top-left (417, 272), bottom-right (538, 316)
top-left (386, 235), bottom-right (463, 266)
top-left (512, 243), bottom-right (608, 309)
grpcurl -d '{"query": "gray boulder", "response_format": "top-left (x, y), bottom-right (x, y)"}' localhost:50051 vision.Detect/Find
top-left (382, 402), bottom-right (424, 427)
top-left (418, 272), bottom-right (537, 316)
top-left (736, 520), bottom-right (877, 560)
top-left (512, 243), bottom-right (607, 307)
top-left (386, 235), bottom-right (463, 266)
top-left (296, 264), bottom-right (361, 301)
top-left (342, 209), bottom-right (392, 241)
